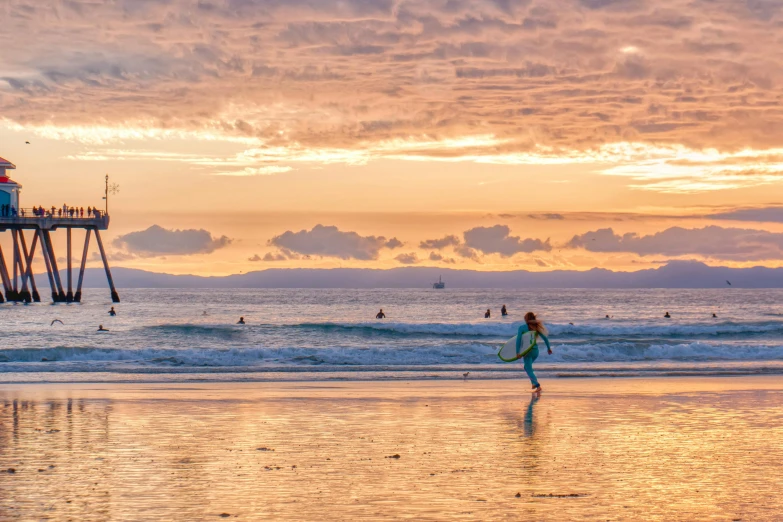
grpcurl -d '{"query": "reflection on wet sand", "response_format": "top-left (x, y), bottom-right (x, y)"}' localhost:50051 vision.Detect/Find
top-left (1, 378), bottom-right (783, 520)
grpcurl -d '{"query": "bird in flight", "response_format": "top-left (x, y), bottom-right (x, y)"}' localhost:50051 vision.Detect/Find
top-left (462, 371), bottom-right (470, 380)
top-left (25, 141), bottom-right (30, 145)
top-left (50, 319), bottom-right (64, 326)
top-left (726, 280), bottom-right (732, 286)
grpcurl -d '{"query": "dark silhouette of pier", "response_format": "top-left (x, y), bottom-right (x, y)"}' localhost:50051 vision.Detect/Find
top-left (0, 212), bottom-right (118, 303)
top-left (0, 158), bottom-right (119, 304)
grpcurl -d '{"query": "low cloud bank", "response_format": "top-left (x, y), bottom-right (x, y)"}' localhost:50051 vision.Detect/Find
top-left (113, 225), bottom-right (231, 256)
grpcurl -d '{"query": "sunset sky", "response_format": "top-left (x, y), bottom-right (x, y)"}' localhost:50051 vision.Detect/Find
top-left (1, 0), bottom-right (783, 275)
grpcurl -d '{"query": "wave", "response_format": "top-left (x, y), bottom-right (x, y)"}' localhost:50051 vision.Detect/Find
top-left (288, 320), bottom-right (783, 339)
top-left (549, 341), bottom-right (783, 362)
top-left (291, 322), bottom-right (516, 338)
top-left (142, 324), bottom-right (247, 339)
top-left (130, 320), bottom-right (783, 342)
top-left (2, 340), bottom-right (783, 368)
top-left (0, 344), bottom-right (493, 367)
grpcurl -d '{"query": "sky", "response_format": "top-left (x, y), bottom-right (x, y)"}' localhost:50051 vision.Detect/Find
top-left (1, 0), bottom-right (783, 276)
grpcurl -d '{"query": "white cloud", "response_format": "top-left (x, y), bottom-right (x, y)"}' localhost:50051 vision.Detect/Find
top-left (394, 252), bottom-right (420, 265)
top-left (113, 225), bottom-right (231, 256)
top-left (429, 251), bottom-right (456, 264)
top-left (269, 224), bottom-right (402, 260)
top-left (420, 235), bottom-right (461, 250)
top-left (4, 0), bottom-right (783, 192)
top-left (213, 166), bottom-right (293, 176)
top-left (567, 226), bottom-right (783, 261)
top-left (463, 225), bottom-right (551, 257)
top-left (708, 207), bottom-right (783, 224)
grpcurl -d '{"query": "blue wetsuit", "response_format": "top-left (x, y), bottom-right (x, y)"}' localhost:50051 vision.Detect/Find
top-left (515, 323), bottom-right (551, 387)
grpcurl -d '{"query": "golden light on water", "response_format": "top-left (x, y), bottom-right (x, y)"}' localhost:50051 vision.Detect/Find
top-left (1, 379), bottom-right (782, 520)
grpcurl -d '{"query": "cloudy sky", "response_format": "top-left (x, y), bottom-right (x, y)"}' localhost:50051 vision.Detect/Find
top-left (1, 0), bottom-right (783, 275)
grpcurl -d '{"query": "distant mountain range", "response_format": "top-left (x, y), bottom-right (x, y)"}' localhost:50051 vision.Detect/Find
top-left (45, 261), bottom-right (783, 289)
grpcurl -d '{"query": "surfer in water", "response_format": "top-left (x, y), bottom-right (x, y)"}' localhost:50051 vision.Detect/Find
top-left (237, 317), bottom-right (246, 325)
top-left (97, 325), bottom-right (109, 332)
top-left (501, 305), bottom-right (508, 317)
top-left (664, 312), bottom-right (671, 318)
top-left (108, 307), bottom-right (117, 316)
top-left (376, 309), bottom-right (386, 319)
top-left (517, 312), bottom-right (552, 393)
top-left (485, 309), bottom-right (491, 318)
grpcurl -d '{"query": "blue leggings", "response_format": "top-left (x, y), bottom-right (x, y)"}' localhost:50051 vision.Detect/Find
top-left (523, 346), bottom-right (540, 387)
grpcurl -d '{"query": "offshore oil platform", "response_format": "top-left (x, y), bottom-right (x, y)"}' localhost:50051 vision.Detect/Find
top-left (0, 156), bottom-right (119, 304)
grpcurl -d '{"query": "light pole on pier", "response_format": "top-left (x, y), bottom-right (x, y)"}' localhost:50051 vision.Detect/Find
top-left (103, 174), bottom-right (119, 215)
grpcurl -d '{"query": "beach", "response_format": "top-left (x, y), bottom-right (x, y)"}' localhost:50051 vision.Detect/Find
top-left (2, 376), bottom-right (782, 520)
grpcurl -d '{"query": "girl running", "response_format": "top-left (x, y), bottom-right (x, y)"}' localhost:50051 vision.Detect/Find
top-left (517, 312), bottom-right (552, 393)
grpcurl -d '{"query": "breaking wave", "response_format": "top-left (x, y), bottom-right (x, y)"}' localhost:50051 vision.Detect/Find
top-left (2, 341), bottom-right (783, 369)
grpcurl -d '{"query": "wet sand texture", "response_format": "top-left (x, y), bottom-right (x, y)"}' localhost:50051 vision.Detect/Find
top-left (1, 377), bottom-right (782, 520)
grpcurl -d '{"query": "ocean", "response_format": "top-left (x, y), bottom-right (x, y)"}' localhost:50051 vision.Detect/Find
top-left (1, 288), bottom-right (782, 382)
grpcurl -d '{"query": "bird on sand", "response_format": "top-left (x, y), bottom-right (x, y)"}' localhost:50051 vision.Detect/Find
top-left (462, 372), bottom-right (470, 380)
top-left (50, 319), bottom-right (64, 326)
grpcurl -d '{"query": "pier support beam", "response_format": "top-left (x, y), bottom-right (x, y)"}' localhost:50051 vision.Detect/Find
top-left (19, 230), bottom-right (40, 302)
top-left (74, 229), bottom-right (91, 303)
top-left (66, 227), bottom-right (73, 302)
top-left (94, 229), bottom-right (120, 303)
top-left (11, 229), bottom-right (19, 300)
top-left (43, 231), bottom-right (67, 302)
top-left (0, 244), bottom-right (11, 302)
top-left (37, 229), bottom-right (58, 302)
top-left (14, 230), bottom-right (31, 303)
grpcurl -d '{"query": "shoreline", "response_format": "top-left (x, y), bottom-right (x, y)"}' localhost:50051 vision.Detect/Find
top-left (3, 365), bottom-right (783, 385)
top-left (3, 373), bottom-right (783, 392)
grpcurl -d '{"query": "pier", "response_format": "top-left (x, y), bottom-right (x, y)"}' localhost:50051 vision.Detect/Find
top-left (0, 157), bottom-right (119, 304)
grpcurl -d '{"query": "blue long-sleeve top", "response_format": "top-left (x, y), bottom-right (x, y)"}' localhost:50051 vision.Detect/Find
top-left (515, 322), bottom-right (551, 354)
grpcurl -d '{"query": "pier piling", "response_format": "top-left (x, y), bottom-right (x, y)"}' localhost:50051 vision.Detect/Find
top-left (66, 227), bottom-right (73, 302)
top-left (75, 229), bottom-right (91, 303)
top-left (94, 229), bottom-right (120, 303)
top-left (0, 244), bottom-right (8, 302)
top-left (18, 230), bottom-right (40, 302)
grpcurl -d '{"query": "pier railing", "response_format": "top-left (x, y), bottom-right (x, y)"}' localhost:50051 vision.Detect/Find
top-left (0, 209), bottom-right (109, 231)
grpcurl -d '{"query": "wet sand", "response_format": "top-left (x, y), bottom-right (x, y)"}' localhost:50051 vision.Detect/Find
top-left (1, 377), bottom-right (782, 520)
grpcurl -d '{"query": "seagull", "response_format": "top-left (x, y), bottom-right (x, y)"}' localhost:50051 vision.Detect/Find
top-left (726, 280), bottom-right (732, 286)
top-left (462, 372), bottom-right (470, 380)
top-left (25, 141), bottom-right (30, 145)
top-left (50, 319), bottom-right (64, 326)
